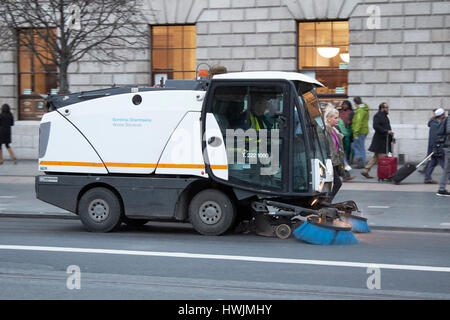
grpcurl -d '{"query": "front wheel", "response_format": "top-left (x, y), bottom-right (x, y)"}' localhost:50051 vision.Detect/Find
top-left (78, 187), bottom-right (122, 232)
top-left (189, 189), bottom-right (235, 236)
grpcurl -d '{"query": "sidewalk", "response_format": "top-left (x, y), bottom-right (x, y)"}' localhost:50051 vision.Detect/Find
top-left (0, 159), bottom-right (449, 232)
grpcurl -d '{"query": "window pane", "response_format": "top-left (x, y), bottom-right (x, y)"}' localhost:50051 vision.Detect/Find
top-left (152, 49), bottom-right (168, 70)
top-left (315, 70), bottom-right (348, 95)
top-left (152, 26), bottom-right (168, 48)
top-left (293, 101), bottom-right (308, 192)
top-left (183, 26), bottom-right (197, 48)
top-left (20, 74), bottom-right (32, 94)
top-left (212, 85), bottom-right (285, 190)
top-left (183, 71), bottom-right (196, 80)
top-left (183, 49), bottom-right (196, 71)
top-left (34, 73), bottom-right (47, 93)
top-left (168, 26), bottom-right (183, 48)
top-left (333, 21), bottom-right (349, 45)
top-left (19, 51), bottom-right (32, 72)
top-left (169, 49), bottom-right (183, 70)
top-left (299, 22), bottom-right (316, 46)
top-left (173, 72), bottom-right (184, 80)
top-left (316, 22), bottom-right (332, 46)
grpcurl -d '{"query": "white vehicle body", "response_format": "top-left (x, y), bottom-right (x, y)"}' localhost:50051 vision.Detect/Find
top-left (36, 71), bottom-right (336, 236)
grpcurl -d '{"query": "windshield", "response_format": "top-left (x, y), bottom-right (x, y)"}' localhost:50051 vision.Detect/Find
top-left (300, 91), bottom-right (328, 163)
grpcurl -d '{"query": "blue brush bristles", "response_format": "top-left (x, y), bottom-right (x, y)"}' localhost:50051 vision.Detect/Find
top-left (347, 216), bottom-right (371, 233)
top-left (293, 221), bottom-right (359, 245)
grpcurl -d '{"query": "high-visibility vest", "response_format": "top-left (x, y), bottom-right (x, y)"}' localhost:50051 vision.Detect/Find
top-left (250, 113), bottom-right (267, 130)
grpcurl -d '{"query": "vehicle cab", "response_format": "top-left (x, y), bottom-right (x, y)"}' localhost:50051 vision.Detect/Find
top-left (201, 71), bottom-right (333, 207)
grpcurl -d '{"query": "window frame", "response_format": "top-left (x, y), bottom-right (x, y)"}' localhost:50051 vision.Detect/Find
top-left (297, 20), bottom-right (349, 98)
top-left (17, 28), bottom-right (58, 121)
top-left (203, 79), bottom-right (293, 195)
top-left (150, 24), bottom-right (197, 85)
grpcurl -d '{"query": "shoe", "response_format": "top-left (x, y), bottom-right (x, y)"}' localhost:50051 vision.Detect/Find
top-left (424, 179), bottom-right (437, 184)
top-left (436, 189), bottom-right (450, 196)
top-left (343, 176), bottom-right (355, 181)
top-left (361, 171), bottom-right (374, 179)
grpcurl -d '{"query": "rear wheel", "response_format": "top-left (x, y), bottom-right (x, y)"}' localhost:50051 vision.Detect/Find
top-left (78, 187), bottom-right (122, 232)
top-left (189, 189), bottom-right (235, 236)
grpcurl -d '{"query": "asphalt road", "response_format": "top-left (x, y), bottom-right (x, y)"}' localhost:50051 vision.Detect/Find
top-left (1, 179), bottom-right (449, 230)
top-left (0, 217), bottom-right (449, 300)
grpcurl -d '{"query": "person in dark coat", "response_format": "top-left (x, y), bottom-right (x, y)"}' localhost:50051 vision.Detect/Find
top-left (361, 102), bottom-right (393, 178)
top-left (424, 108), bottom-right (446, 183)
top-left (0, 104), bottom-right (17, 164)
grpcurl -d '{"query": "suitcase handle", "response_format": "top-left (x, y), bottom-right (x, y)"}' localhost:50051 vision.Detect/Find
top-left (386, 133), bottom-right (392, 155)
top-left (416, 152), bottom-right (434, 169)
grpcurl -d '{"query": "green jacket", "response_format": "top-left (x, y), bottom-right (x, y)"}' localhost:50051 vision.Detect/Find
top-left (351, 103), bottom-right (370, 138)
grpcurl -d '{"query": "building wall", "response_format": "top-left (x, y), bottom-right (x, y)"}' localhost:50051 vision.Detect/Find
top-left (0, 0), bottom-right (448, 162)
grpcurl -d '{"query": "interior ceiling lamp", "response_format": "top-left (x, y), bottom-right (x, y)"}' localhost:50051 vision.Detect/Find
top-left (317, 47), bottom-right (340, 58)
top-left (340, 53), bottom-right (350, 63)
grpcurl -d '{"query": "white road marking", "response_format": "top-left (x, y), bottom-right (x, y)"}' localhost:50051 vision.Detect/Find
top-left (367, 206), bottom-right (390, 209)
top-left (0, 244), bottom-right (450, 273)
top-left (0, 196), bottom-right (17, 199)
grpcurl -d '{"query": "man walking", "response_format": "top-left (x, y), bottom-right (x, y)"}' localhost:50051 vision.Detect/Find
top-left (435, 109), bottom-right (450, 196)
top-left (424, 108), bottom-right (446, 184)
top-left (361, 102), bottom-right (393, 179)
top-left (351, 97), bottom-right (370, 168)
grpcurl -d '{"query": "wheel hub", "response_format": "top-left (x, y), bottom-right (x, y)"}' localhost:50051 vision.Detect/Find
top-left (199, 201), bottom-right (222, 225)
top-left (88, 199), bottom-right (110, 222)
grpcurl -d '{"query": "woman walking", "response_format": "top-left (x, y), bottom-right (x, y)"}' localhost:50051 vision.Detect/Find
top-left (324, 105), bottom-right (354, 201)
top-left (0, 104), bottom-right (17, 164)
top-left (339, 100), bottom-right (354, 162)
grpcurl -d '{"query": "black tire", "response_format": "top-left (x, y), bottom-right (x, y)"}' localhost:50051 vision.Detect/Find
top-left (189, 189), bottom-right (235, 236)
top-left (78, 187), bottom-right (122, 232)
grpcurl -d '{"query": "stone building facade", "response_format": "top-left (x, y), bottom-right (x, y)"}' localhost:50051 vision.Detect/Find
top-left (0, 0), bottom-right (449, 162)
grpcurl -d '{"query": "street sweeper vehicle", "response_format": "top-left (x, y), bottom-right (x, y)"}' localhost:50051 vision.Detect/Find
top-left (35, 71), bottom-right (369, 245)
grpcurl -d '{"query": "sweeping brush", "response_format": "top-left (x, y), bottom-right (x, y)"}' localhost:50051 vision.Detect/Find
top-left (293, 216), bottom-right (359, 245)
top-left (345, 215), bottom-right (371, 233)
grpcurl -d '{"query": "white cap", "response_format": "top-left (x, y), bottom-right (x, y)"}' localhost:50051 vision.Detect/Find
top-left (435, 108), bottom-right (445, 117)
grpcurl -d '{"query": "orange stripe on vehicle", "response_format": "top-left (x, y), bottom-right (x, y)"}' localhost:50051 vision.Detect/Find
top-left (210, 165), bottom-right (228, 170)
top-left (39, 161), bottom-right (104, 167)
top-left (105, 162), bottom-right (157, 168)
top-left (156, 163), bottom-right (205, 169)
top-left (40, 161), bottom-right (228, 170)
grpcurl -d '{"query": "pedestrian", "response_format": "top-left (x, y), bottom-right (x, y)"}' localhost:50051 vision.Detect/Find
top-left (351, 96), bottom-right (370, 168)
top-left (336, 111), bottom-right (354, 180)
top-left (338, 100), bottom-right (354, 163)
top-left (0, 103), bottom-right (17, 164)
top-left (419, 109), bottom-right (438, 174)
top-left (361, 102), bottom-right (393, 179)
top-left (435, 109), bottom-right (450, 196)
top-left (424, 108), bottom-right (446, 184)
top-left (324, 105), bottom-right (354, 200)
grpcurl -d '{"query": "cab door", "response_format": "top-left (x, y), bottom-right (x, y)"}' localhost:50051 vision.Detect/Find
top-left (202, 80), bottom-right (290, 193)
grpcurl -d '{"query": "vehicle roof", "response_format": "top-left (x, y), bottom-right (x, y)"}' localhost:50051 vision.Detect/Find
top-left (213, 71), bottom-right (324, 87)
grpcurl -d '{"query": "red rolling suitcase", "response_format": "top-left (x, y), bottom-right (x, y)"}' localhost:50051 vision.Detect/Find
top-left (377, 135), bottom-right (397, 181)
top-left (377, 156), bottom-right (398, 181)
